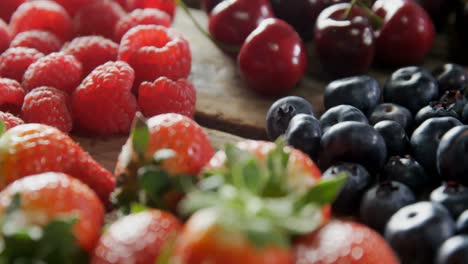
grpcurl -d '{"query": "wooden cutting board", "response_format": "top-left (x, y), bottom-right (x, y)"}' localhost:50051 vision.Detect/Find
top-left (172, 8), bottom-right (451, 140)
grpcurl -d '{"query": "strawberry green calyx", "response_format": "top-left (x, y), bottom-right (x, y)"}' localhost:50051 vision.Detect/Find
top-left (0, 120), bottom-right (4, 136)
top-left (0, 194), bottom-right (87, 264)
top-left (179, 139), bottom-right (348, 249)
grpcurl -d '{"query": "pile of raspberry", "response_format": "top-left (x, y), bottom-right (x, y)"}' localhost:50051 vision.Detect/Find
top-left (0, 0), bottom-right (196, 136)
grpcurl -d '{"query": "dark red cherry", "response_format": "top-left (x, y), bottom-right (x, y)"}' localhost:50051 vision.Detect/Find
top-left (372, 0), bottom-right (435, 66)
top-left (201, 0), bottom-right (224, 13)
top-left (314, 3), bottom-right (375, 78)
top-left (238, 18), bottom-right (307, 96)
top-left (208, 0), bottom-right (274, 51)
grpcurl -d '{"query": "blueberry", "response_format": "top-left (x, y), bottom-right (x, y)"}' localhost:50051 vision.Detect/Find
top-left (440, 90), bottom-right (466, 116)
top-left (436, 235), bottom-right (468, 264)
top-left (322, 163), bottom-right (372, 215)
top-left (384, 66), bottom-right (439, 114)
top-left (381, 156), bottom-right (429, 194)
top-left (266, 96), bottom-right (315, 140)
top-left (410, 117), bottom-right (462, 176)
top-left (319, 105), bottom-right (368, 133)
top-left (437, 126), bottom-right (468, 185)
top-left (323, 75), bottom-right (381, 115)
top-left (374, 120), bottom-right (409, 156)
top-left (369, 103), bottom-right (413, 131)
top-left (415, 102), bottom-right (460, 127)
top-left (285, 114), bottom-right (321, 160)
top-left (384, 202), bottom-right (456, 264)
top-left (431, 182), bottom-right (468, 218)
top-left (457, 210), bottom-right (468, 234)
top-left (319, 121), bottom-right (387, 173)
top-left (433, 63), bottom-right (468, 93)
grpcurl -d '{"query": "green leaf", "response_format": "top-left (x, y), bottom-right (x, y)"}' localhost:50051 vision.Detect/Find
top-left (241, 158), bottom-right (264, 195)
top-left (294, 172), bottom-right (348, 211)
top-left (6, 193), bottom-right (21, 214)
top-left (137, 166), bottom-right (172, 198)
top-left (263, 141), bottom-right (290, 197)
top-left (178, 191), bottom-right (219, 216)
top-left (0, 120), bottom-right (4, 137)
top-left (131, 113), bottom-right (150, 157)
top-left (130, 203), bottom-right (148, 214)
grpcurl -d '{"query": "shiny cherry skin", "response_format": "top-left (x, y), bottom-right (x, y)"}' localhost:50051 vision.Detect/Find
top-left (208, 0), bottom-right (274, 50)
top-left (202, 0), bottom-right (224, 13)
top-left (314, 3), bottom-right (375, 78)
top-left (415, 0), bottom-right (458, 32)
top-left (238, 18), bottom-right (307, 96)
top-left (269, 0), bottom-right (344, 41)
top-left (372, 0), bottom-right (435, 66)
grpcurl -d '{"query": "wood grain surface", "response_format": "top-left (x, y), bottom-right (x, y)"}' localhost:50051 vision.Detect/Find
top-left (172, 8), bottom-right (451, 140)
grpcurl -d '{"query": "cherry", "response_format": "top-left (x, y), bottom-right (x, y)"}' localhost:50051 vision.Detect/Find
top-left (238, 18), bottom-right (307, 96)
top-left (201, 0), bottom-right (224, 13)
top-left (208, 0), bottom-right (274, 53)
top-left (314, 3), bottom-right (375, 78)
top-left (269, 0), bottom-right (344, 41)
top-left (372, 0), bottom-right (435, 66)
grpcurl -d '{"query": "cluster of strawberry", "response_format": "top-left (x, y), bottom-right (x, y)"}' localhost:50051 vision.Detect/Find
top-left (0, 0), bottom-right (195, 136)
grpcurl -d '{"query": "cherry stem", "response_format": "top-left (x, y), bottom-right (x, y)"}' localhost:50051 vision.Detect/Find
top-left (343, 0), bottom-right (359, 20)
top-left (175, 0), bottom-right (241, 53)
top-left (357, 2), bottom-right (385, 29)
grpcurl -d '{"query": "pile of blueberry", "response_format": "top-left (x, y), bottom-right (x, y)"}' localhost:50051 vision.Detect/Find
top-left (266, 63), bottom-right (468, 264)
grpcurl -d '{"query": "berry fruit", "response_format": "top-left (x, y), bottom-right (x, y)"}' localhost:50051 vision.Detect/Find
top-left (314, 3), bottom-right (375, 78)
top-left (320, 105), bottom-right (368, 133)
top-left (114, 8), bottom-right (172, 42)
top-left (0, 19), bottom-right (10, 54)
top-left (324, 75), bottom-right (381, 115)
top-left (322, 162), bottom-right (372, 215)
top-left (360, 181), bottom-right (416, 233)
top-left (457, 211), bottom-right (468, 234)
top-left (383, 66), bottom-right (439, 114)
top-left (433, 63), bottom-right (468, 93)
top-left (202, 0), bottom-right (224, 13)
top-left (238, 18), bottom-right (307, 96)
top-left (0, 0), bottom-right (26, 23)
top-left (414, 103), bottom-right (459, 127)
top-left (10, 30), bottom-right (62, 55)
top-left (319, 121), bottom-right (387, 173)
top-left (369, 103), bottom-right (413, 131)
top-left (0, 78), bottom-right (25, 115)
top-left (285, 114), bottom-right (321, 161)
top-left (0, 47), bottom-right (44, 83)
top-left (380, 156), bottom-right (429, 194)
top-left (0, 111), bottom-right (24, 130)
top-left (437, 126), bottom-right (468, 185)
top-left (440, 90), bottom-right (466, 116)
top-left (138, 77), bottom-right (196, 118)
top-left (385, 201), bottom-right (456, 264)
top-left (431, 182), bottom-right (468, 218)
top-left (374, 120), bottom-right (409, 156)
top-left (266, 96), bottom-right (315, 141)
top-left (436, 235), bottom-right (468, 264)
top-left (126, 0), bottom-right (177, 20)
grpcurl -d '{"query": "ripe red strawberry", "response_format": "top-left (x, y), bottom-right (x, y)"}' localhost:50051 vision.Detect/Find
top-left (118, 25), bottom-right (191, 87)
top-left (0, 0), bottom-right (26, 23)
top-left (126, 0), bottom-right (176, 19)
top-left (0, 78), bottom-right (25, 115)
top-left (62, 36), bottom-right (118, 77)
top-left (294, 220), bottom-right (399, 264)
top-left (10, 30), bottom-right (62, 55)
top-left (21, 86), bottom-right (73, 133)
top-left (72, 61), bottom-right (138, 136)
top-left (0, 19), bottom-right (10, 54)
top-left (22, 52), bottom-right (83, 94)
top-left (0, 47), bottom-right (44, 82)
top-left (138, 77), bottom-right (196, 118)
top-left (0, 123), bottom-right (116, 203)
top-left (0, 172), bottom-right (104, 259)
top-left (91, 209), bottom-right (182, 264)
top-left (74, 0), bottom-right (126, 39)
top-left (0, 111), bottom-right (24, 129)
top-left (114, 8), bottom-right (172, 42)
top-left (9, 0), bottom-right (74, 41)
top-left (50, 0), bottom-right (93, 16)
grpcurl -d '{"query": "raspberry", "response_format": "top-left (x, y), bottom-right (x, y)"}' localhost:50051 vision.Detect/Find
top-left (0, 111), bottom-right (24, 130)
top-left (118, 25), bottom-right (191, 87)
top-left (22, 52), bottom-right (83, 94)
top-left (10, 30), bottom-right (62, 55)
top-left (126, 0), bottom-right (176, 20)
top-left (49, 0), bottom-right (93, 16)
top-left (21, 86), bottom-right (73, 133)
top-left (62, 36), bottom-right (118, 77)
top-left (0, 0), bottom-right (26, 23)
top-left (9, 1), bottom-right (74, 41)
top-left (138, 77), bottom-right (196, 118)
top-left (0, 19), bottom-right (10, 54)
top-left (0, 78), bottom-right (25, 115)
top-left (114, 8), bottom-right (171, 42)
top-left (74, 0), bottom-right (126, 39)
top-left (72, 61), bottom-right (138, 136)
top-left (0, 47), bottom-right (44, 82)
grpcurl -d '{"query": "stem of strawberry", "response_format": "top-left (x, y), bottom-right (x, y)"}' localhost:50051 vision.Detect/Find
top-left (175, 0), bottom-right (241, 53)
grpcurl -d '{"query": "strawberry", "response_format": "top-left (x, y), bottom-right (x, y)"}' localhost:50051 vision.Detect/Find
top-left (113, 113), bottom-right (214, 212)
top-left (91, 209), bottom-right (182, 264)
top-left (0, 123), bottom-right (116, 203)
top-left (294, 220), bottom-right (399, 264)
top-left (0, 172), bottom-right (104, 262)
top-left (168, 140), bottom-right (347, 264)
